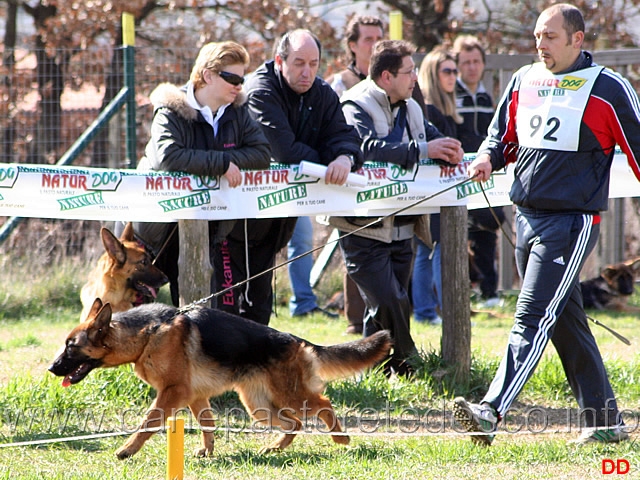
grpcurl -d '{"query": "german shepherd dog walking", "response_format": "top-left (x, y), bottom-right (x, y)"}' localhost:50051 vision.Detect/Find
top-left (49, 299), bottom-right (392, 459)
top-left (580, 257), bottom-right (640, 311)
top-left (79, 223), bottom-right (168, 320)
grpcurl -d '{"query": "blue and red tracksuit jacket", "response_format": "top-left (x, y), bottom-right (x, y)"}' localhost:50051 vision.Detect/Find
top-left (478, 50), bottom-right (640, 213)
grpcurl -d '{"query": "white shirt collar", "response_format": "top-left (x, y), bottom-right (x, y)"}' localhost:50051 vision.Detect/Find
top-left (186, 81), bottom-right (229, 135)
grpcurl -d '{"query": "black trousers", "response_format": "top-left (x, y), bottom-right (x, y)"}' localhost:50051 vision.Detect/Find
top-left (211, 218), bottom-right (294, 326)
top-left (483, 210), bottom-right (621, 428)
top-left (468, 229), bottom-right (498, 298)
top-left (338, 233), bottom-right (417, 360)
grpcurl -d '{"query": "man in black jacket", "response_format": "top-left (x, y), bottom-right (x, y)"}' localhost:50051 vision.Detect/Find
top-left (224, 29), bottom-right (363, 324)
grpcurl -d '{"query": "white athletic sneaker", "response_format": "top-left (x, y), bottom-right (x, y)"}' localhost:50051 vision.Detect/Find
top-left (571, 426), bottom-right (629, 445)
top-left (453, 397), bottom-right (498, 446)
top-left (480, 297), bottom-right (501, 308)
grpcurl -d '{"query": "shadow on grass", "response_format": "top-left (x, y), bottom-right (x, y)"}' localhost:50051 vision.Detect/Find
top-left (196, 440), bottom-right (401, 469)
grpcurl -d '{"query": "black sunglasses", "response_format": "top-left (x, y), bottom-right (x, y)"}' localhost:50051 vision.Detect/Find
top-left (440, 68), bottom-right (459, 76)
top-left (219, 71), bottom-right (245, 86)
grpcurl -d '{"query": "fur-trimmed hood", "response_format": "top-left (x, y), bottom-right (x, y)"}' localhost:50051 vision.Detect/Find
top-left (148, 82), bottom-right (248, 121)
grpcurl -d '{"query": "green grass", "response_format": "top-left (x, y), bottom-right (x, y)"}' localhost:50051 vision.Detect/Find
top-left (1, 258), bottom-right (639, 479)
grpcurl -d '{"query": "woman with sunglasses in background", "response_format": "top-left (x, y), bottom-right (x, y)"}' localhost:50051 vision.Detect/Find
top-left (410, 47), bottom-right (464, 326)
top-left (124, 41), bottom-right (271, 307)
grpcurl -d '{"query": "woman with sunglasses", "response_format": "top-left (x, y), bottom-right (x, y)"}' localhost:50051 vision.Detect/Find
top-left (409, 47), bottom-right (465, 326)
top-left (128, 41), bottom-right (271, 307)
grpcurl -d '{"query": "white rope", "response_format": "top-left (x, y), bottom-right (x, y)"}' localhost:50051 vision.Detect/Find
top-left (0, 424), bottom-right (579, 448)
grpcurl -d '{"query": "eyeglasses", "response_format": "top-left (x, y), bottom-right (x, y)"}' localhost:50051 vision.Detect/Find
top-left (218, 71), bottom-right (245, 86)
top-left (440, 68), bottom-right (459, 76)
top-left (395, 68), bottom-right (417, 76)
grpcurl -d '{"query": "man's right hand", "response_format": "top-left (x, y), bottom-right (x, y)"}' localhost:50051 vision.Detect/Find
top-left (426, 138), bottom-right (464, 165)
top-left (467, 154), bottom-right (493, 182)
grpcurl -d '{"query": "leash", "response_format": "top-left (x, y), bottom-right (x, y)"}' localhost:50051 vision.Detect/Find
top-left (150, 223), bottom-right (178, 265)
top-left (477, 183), bottom-right (631, 345)
top-left (176, 174), bottom-right (478, 314)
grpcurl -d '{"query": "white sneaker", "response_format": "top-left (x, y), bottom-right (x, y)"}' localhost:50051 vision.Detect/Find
top-left (480, 297), bottom-right (501, 308)
top-left (571, 426), bottom-right (629, 445)
top-left (453, 397), bottom-right (498, 446)
top-left (427, 315), bottom-right (442, 325)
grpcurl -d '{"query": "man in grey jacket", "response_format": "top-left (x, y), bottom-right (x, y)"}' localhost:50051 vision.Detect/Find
top-left (334, 39), bottom-right (463, 376)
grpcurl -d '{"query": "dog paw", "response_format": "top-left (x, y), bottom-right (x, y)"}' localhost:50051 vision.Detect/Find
top-left (258, 445), bottom-right (280, 454)
top-left (115, 447), bottom-right (135, 460)
top-left (332, 434), bottom-right (350, 445)
top-left (194, 446), bottom-right (214, 457)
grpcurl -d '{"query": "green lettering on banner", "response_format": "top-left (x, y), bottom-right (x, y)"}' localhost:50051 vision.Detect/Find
top-left (58, 191), bottom-right (104, 211)
top-left (257, 185), bottom-right (307, 210)
top-left (457, 177), bottom-right (495, 200)
top-left (356, 182), bottom-right (408, 203)
top-left (158, 191), bottom-right (211, 212)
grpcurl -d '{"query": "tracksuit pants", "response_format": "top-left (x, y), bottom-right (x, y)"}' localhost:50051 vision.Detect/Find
top-left (483, 208), bottom-right (622, 428)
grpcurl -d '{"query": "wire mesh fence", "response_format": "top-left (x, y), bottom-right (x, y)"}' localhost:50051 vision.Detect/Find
top-left (3, 45), bottom-right (640, 266)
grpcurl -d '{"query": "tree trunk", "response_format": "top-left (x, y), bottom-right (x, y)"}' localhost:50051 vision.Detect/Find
top-left (440, 205), bottom-right (471, 384)
top-left (178, 220), bottom-right (213, 307)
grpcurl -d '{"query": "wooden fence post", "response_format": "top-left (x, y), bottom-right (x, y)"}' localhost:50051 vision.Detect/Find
top-left (440, 206), bottom-right (471, 383)
top-left (178, 219), bottom-right (213, 306)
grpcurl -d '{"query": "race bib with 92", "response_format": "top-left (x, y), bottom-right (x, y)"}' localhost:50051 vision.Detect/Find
top-left (516, 64), bottom-right (603, 151)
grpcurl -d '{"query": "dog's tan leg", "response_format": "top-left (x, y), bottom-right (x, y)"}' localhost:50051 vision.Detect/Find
top-left (115, 387), bottom-right (186, 459)
top-left (310, 395), bottom-right (349, 445)
top-left (189, 398), bottom-right (215, 457)
top-left (258, 409), bottom-right (303, 454)
top-left (116, 401), bottom-right (165, 459)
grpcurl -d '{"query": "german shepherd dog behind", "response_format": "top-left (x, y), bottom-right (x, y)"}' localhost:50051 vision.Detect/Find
top-left (49, 299), bottom-right (392, 459)
top-left (79, 223), bottom-right (168, 320)
top-left (581, 257), bottom-right (640, 311)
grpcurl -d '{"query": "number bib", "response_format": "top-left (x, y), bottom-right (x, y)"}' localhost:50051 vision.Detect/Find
top-left (516, 63), bottom-right (603, 151)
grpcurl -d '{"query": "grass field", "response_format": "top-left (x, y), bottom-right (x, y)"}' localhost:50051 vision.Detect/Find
top-left (0, 257), bottom-right (639, 479)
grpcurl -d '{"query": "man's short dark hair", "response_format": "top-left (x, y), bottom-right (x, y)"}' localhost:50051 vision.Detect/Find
top-left (543, 3), bottom-right (585, 37)
top-left (452, 35), bottom-right (486, 64)
top-left (344, 15), bottom-right (384, 61)
top-left (276, 29), bottom-right (322, 61)
top-left (369, 40), bottom-right (416, 80)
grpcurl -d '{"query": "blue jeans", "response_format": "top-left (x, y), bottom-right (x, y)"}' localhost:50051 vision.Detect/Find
top-left (288, 216), bottom-right (317, 315)
top-left (411, 237), bottom-right (442, 321)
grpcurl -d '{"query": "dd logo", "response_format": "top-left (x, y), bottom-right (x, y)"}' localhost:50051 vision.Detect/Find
top-left (602, 459), bottom-right (630, 475)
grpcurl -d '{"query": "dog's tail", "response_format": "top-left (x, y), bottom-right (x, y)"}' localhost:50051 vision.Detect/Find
top-left (310, 330), bottom-right (392, 380)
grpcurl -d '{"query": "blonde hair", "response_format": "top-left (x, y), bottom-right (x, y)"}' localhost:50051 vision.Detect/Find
top-left (418, 47), bottom-right (462, 124)
top-left (190, 41), bottom-right (250, 90)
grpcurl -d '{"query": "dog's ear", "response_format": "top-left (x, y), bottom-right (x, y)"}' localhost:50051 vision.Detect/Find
top-left (601, 266), bottom-right (617, 281)
top-left (86, 298), bottom-right (104, 320)
top-left (120, 222), bottom-right (135, 242)
top-left (101, 227), bottom-right (127, 265)
top-left (88, 301), bottom-right (113, 344)
top-left (625, 256), bottom-right (640, 275)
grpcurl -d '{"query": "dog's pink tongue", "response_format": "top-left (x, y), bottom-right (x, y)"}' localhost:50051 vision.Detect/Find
top-left (149, 286), bottom-right (158, 298)
top-left (62, 376), bottom-right (72, 388)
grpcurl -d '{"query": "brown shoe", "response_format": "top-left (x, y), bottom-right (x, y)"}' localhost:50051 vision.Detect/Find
top-left (345, 323), bottom-right (363, 335)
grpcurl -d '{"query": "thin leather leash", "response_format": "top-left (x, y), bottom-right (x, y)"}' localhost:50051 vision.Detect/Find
top-left (176, 174), bottom-right (478, 314)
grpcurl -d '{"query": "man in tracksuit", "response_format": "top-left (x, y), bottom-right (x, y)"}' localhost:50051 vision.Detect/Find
top-left (454, 3), bottom-right (640, 445)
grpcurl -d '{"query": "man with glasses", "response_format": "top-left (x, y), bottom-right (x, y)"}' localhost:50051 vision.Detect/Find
top-left (224, 29), bottom-right (362, 324)
top-left (330, 40), bottom-right (463, 376)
